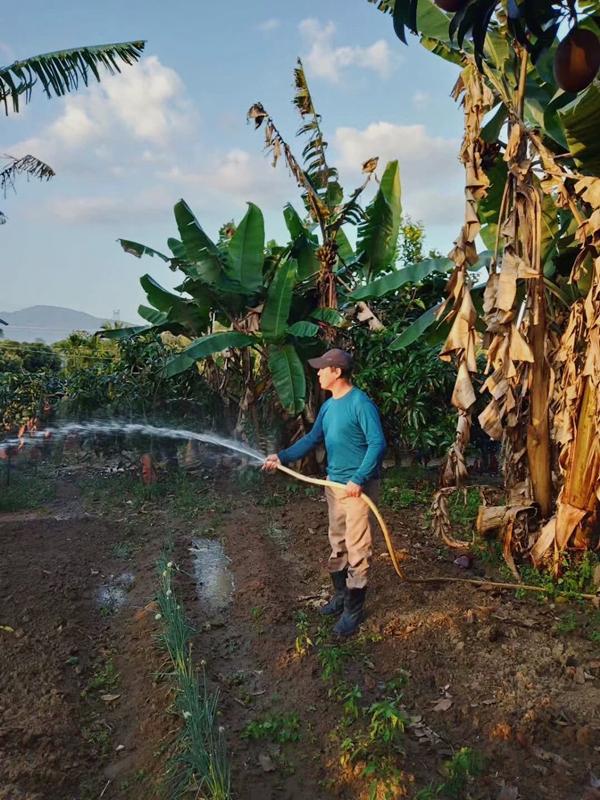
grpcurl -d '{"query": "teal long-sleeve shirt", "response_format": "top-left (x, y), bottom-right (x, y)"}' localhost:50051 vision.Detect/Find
top-left (278, 387), bottom-right (386, 486)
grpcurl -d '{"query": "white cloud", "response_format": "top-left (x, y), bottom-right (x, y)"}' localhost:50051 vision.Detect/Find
top-left (333, 122), bottom-right (463, 231)
top-left (39, 191), bottom-right (170, 226)
top-left (412, 91), bottom-right (431, 109)
top-left (299, 19), bottom-right (395, 84)
top-left (8, 55), bottom-right (194, 172)
top-left (257, 18), bottom-right (280, 32)
top-left (161, 147), bottom-right (295, 212)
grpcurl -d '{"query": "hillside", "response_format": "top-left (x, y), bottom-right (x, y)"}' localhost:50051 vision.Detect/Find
top-left (0, 305), bottom-right (127, 344)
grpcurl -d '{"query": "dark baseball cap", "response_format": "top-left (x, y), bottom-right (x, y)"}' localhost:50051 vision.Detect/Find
top-left (307, 348), bottom-right (353, 370)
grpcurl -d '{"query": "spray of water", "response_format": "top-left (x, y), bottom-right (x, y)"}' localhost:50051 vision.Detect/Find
top-left (0, 421), bottom-right (266, 464)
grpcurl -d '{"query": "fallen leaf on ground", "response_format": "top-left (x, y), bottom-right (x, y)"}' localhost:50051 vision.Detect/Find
top-left (496, 785), bottom-right (519, 800)
top-left (258, 753), bottom-right (276, 772)
top-left (531, 746), bottom-right (571, 769)
top-left (133, 601), bottom-right (158, 621)
top-left (101, 693), bottom-right (121, 703)
top-left (0, 625), bottom-right (15, 633)
top-left (432, 697), bottom-right (453, 712)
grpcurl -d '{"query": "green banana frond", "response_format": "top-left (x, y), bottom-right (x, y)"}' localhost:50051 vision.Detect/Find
top-left (1, 40), bottom-right (145, 114)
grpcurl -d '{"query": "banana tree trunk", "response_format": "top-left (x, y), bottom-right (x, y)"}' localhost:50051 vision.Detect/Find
top-left (559, 378), bottom-right (600, 547)
top-left (526, 276), bottom-right (553, 517)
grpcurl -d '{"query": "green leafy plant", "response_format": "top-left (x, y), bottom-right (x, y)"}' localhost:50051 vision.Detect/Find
top-left (556, 610), bottom-right (579, 635)
top-left (242, 712), bottom-right (301, 744)
top-left (318, 642), bottom-right (351, 683)
top-left (415, 747), bottom-right (485, 799)
top-left (294, 611), bottom-right (314, 657)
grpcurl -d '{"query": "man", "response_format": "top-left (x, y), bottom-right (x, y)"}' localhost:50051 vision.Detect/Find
top-left (263, 348), bottom-right (386, 637)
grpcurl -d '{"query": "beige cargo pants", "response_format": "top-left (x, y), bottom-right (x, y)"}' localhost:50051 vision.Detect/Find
top-left (324, 479), bottom-right (380, 589)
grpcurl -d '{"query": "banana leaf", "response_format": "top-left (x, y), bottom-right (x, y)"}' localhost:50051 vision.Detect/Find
top-left (310, 307), bottom-right (345, 326)
top-left (335, 228), bottom-right (355, 265)
top-left (356, 160), bottom-right (402, 280)
top-left (268, 343), bottom-right (306, 415)
top-left (0, 41), bottom-right (145, 114)
top-left (287, 320), bottom-right (320, 338)
top-left (118, 239), bottom-right (171, 262)
top-left (99, 324), bottom-right (152, 340)
top-left (163, 331), bottom-right (256, 378)
top-left (559, 83), bottom-right (600, 176)
top-left (389, 302), bottom-right (444, 350)
top-left (140, 275), bottom-right (210, 334)
top-left (227, 202), bottom-right (264, 293)
top-left (138, 305), bottom-right (168, 325)
top-left (261, 259), bottom-right (297, 342)
top-left (174, 199), bottom-right (223, 283)
top-left (350, 256), bottom-right (453, 301)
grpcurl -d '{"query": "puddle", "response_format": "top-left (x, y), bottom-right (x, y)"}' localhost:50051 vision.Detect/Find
top-left (190, 538), bottom-right (234, 613)
top-left (96, 572), bottom-right (135, 612)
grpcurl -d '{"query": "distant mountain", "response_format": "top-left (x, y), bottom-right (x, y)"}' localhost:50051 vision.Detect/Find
top-left (0, 305), bottom-right (130, 344)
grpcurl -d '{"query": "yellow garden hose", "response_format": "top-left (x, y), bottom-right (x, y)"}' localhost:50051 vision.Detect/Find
top-left (276, 463), bottom-right (404, 578)
top-left (275, 463), bottom-right (600, 603)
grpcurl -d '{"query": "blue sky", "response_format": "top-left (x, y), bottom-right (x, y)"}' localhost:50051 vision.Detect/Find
top-left (1, 0), bottom-right (463, 323)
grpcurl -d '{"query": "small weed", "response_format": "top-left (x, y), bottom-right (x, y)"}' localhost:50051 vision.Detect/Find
top-left (382, 483), bottom-right (427, 511)
top-left (0, 470), bottom-right (57, 512)
top-left (447, 488), bottom-right (480, 533)
top-left (556, 610), bottom-right (579, 635)
top-left (339, 688), bottom-right (409, 800)
top-left (585, 611), bottom-right (600, 642)
top-left (112, 540), bottom-right (134, 559)
top-left (303, 485), bottom-right (320, 498)
top-left (251, 606), bottom-right (264, 621)
top-left (258, 493), bottom-right (285, 508)
top-left (265, 519), bottom-right (288, 543)
top-left (415, 747), bottom-right (485, 799)
top-left (381, 467), bottom-right (434, 512)
top-left (472, 538), bottom-right (503, 566)
top-left (82, 721), bottom-right (112, 757)
top-left (236, 467), bottom-right (263, 492)
top-left (342, 684), bottom-right (363, 722)
top-left (367, 697), bottom-right (408, 747)
top-left (86, 658), bottom-right (119, 693)
top-left (318, 642), bottom-right (350, 682)
top-left (516, 552), bottom-right (600, 601)
top-left (242, 712), bottom-right (301, 744)
top-left (294, 611), bottom-right (313, 656)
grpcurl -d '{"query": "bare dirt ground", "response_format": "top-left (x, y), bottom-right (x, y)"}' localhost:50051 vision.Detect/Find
top-left (1, 455), bottom-right (599, 800)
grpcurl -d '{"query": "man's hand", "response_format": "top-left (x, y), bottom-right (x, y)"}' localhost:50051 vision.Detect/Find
top-left (345, 481), bottom-right (362, 497)
top-left (262, 454), bottom-right (281, 473)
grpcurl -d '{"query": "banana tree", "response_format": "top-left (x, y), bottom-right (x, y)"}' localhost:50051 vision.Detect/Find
top-left (369, 0), bottom-right (600, 571)
top-left (108, 199), bottom-right (331, 420)
top-left (248, 60), bottom-right (402, 312)
top-left (1, 41), bottom-right (145, 222)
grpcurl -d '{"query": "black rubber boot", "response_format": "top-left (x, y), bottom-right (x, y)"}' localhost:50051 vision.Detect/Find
top-left (333, 587), bottom-right (367, 637)
top-left (319, 569), bottom-right (347, 616)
